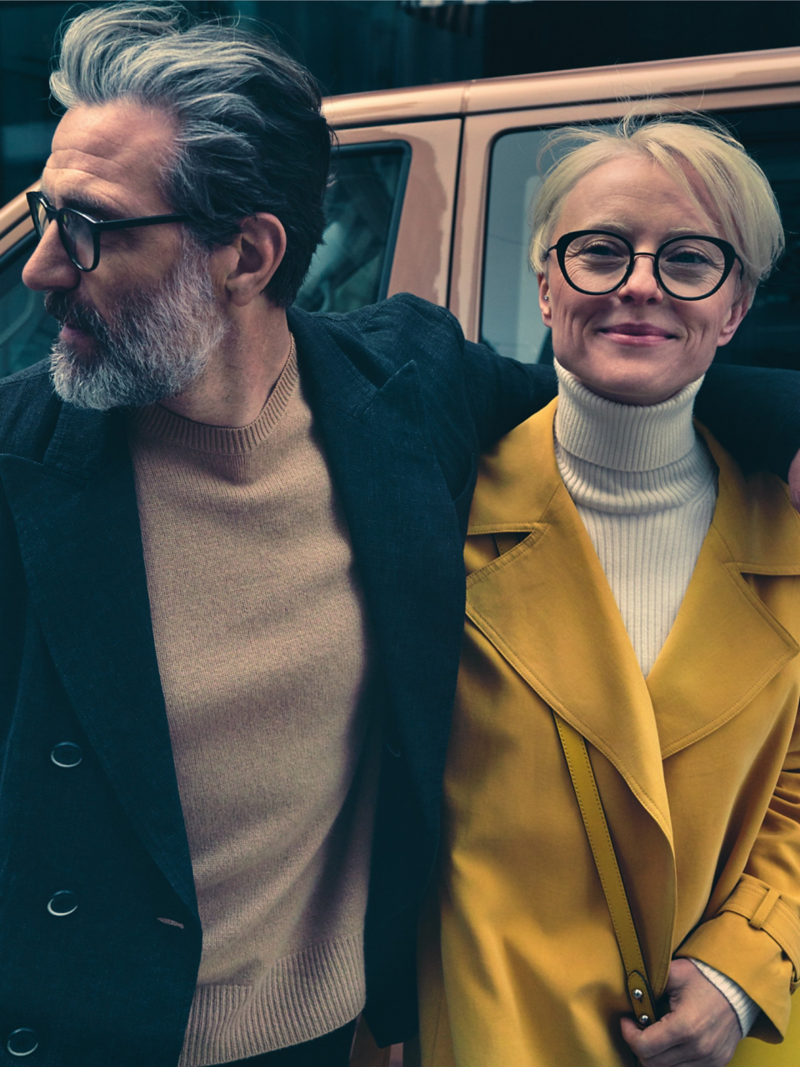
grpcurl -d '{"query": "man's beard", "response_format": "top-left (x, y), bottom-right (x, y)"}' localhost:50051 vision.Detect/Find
top-left (45, 242), bottom-right (228, 411)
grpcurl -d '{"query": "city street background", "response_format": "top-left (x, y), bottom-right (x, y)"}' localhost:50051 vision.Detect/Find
top-left (3, 1), bottom-right (800, 204)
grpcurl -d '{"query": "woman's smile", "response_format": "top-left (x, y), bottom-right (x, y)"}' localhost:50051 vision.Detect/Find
top-left (596, 321), bottom-right (679, 345)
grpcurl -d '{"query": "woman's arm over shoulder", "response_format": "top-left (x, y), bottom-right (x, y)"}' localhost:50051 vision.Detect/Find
top-left (463, 341), bottom-right (557, 450)
top-left (697, 365), bottom-right (800, 504)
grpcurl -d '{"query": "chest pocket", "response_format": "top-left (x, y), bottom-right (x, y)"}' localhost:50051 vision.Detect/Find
top-left (464, 531), bottom-right (527, 576)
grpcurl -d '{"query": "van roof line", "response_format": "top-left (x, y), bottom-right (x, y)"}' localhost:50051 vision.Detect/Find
top-left (324, 45), bottom-right (800, 128)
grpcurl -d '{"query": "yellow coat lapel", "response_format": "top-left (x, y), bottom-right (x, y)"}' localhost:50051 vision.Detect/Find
top-left (466, 401), bottom-right (673, 841)
top-left (648, 427), bottom-right (800, 757)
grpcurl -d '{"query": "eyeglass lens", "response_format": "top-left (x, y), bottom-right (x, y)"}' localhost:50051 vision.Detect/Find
top-left (30, 198), bottom-right (95, 270)
top-left (562, 233), bottom-right (728, 298)
top-left (30, 197), bottom-right (48, 238)
top-left (60, 211), bottom-right (95, 269)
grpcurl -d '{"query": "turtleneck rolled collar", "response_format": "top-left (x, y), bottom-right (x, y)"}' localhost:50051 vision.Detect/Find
top-left (553, 359), bottom-right (704, 473)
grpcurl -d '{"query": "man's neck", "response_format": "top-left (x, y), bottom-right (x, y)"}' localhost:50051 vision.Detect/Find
top-left (159, 304), bottom-right (292, 428)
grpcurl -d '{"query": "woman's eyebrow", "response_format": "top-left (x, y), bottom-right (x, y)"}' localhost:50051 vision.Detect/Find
top-left (586, 222), bottom-right (715, 240)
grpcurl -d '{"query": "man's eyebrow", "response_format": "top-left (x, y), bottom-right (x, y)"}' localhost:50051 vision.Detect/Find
top-left (39, 187), bottom-right (122, 220)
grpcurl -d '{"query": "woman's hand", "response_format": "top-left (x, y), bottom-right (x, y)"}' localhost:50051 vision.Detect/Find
top-left (620, 959), bottom-right (742, 1067)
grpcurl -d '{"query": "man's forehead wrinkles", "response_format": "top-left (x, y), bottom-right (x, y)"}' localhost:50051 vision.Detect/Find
top-left (48, 145), bottom-right (144, 179)
top-left (53, 105), bottom-right (174, 148)
top-left (43, 151), bottom-right (171, 215)
top-left (40, 102), bottom-right (179, 219)
top-left (42, 162), bottom-right (132, 213)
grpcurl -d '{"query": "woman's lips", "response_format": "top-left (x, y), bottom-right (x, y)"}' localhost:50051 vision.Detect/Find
top-left (598, 322), bottom-right (676, 345)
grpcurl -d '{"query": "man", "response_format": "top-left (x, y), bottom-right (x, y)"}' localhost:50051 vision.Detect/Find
top-left (1, 5), bottom-right (799, 1067)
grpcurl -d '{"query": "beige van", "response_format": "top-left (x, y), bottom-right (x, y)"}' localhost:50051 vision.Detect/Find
top-left (2, 45), bottom-right (800, 377)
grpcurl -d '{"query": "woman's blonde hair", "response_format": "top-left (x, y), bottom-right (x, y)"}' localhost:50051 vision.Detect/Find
top-left (529, 114), bottom-right (784, 302)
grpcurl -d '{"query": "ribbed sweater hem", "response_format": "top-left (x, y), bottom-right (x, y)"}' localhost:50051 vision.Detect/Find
top-left (178, 934), bottom-right (365, 1067)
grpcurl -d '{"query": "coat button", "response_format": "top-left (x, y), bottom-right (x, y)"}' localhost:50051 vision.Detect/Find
top-left (47, 891), bottom-right (77, 917)
top-left (6, 1029), bottom-right (38, 1056)
top-left (50, 743), bottom-right (82, 768)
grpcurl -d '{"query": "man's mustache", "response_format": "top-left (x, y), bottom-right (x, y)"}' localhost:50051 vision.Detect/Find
top-left (44, 292), bottom-right (104, 336)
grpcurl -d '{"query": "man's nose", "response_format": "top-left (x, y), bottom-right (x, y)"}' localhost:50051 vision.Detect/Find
top-left (616, 252), bottom-right (663, 304)
top-left (22, 223), bottom-right (80, 293)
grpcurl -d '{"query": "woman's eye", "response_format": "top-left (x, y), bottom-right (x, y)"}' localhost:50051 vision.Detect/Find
top-left (581, 242), bottom-right (625, 257)
top-left (665, 248), bottom-right (712, 265)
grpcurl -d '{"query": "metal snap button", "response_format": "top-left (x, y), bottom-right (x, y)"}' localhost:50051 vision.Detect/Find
top-left (7, 1029), bottom-right (38, 1057)
top-left (47, 891), bottom-right (77, 917)
top-left (50, 743), bottom-right (82, 768)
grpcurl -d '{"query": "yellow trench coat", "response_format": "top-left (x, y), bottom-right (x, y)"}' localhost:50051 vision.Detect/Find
top-left (417, 401), bottom-right (800, 1067)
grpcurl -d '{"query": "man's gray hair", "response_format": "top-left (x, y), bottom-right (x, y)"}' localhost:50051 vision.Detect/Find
top-left (51, 3), bottom-right (332, 306)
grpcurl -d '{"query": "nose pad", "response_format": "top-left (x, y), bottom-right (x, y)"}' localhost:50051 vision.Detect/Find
top-left (618, 254), bottom-right (662, 302)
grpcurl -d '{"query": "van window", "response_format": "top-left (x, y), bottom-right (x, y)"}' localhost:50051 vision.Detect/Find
top-left (294, 141), bottom-right (410, 314)
top-left (720, 106), bottom-right (800, 371)
top-left (0, 141), bottom-right (410, 380)
top-left (482, 127), bottom-right (605, 365)
top-left (481, 107), bottom-right (800, 371)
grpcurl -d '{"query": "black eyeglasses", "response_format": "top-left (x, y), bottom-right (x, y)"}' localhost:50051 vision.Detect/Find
top-left (27, 191), bottom-right (190, 272)
top-left (547, 230), bottom-right (743, 301)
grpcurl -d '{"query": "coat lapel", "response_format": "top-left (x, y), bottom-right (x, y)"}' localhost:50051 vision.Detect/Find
top-left (647, 427), bottom-right (800, 757)
top-left (0, 404), bottom-right (197, 915)
top-left (466, 401), bottom-right (674, 840)
top-left (464, 402), bottom-right (679, 988)
top-left (290, 310), bottom-right (469, 825)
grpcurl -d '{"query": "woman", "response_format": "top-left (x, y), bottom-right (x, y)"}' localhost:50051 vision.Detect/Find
top-left (416, 118), bottom-right (800, 1067)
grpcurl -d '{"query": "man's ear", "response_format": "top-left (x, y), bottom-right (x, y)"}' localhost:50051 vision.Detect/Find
top-left (538, 273), bottom-right (552, 327)
top-left (715, 295), bottom-right (750, 348)
top-left (221, 214), bottom-right (287, 307)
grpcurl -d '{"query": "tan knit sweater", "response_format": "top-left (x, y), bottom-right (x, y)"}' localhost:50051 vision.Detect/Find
top-left (127, 347), bottom-right (376, 1066)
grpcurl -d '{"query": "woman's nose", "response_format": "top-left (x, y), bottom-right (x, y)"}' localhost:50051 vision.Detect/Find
top-left (22, 223), bottom-right (80, 293)
top-left (616, 253), bottom-right (663, 303)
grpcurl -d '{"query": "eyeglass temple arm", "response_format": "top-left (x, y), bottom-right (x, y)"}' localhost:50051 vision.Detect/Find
top-left (88, 213), bottom-right (191, 232)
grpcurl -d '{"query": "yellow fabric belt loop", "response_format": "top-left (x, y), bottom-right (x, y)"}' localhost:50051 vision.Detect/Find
top-left (750, 886), bottom-right (782, 931)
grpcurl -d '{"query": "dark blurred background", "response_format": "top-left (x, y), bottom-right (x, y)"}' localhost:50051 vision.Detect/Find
top-left (3, 0), bottom-right (800, 204)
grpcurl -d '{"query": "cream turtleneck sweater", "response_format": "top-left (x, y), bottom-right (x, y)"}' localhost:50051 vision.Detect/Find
top-left (553, 359), bottom-right (758, 1037)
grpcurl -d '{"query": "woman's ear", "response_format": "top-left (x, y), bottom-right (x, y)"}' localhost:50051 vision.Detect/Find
top-left (538, 273), bottom-right (553, 327)
top-left (715, 295), bottom-right (750, 348)
top-left (221, 214), bottom-right (287, 308)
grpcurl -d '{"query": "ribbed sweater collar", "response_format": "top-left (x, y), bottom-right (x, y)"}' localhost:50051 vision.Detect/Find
top-left (554, 359), bottom-right (703, 473)
top-left (129, 339), bottom-right (298, 456)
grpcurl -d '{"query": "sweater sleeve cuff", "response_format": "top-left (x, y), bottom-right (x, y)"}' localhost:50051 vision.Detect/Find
top-left (689, 958), bottom-right (761, 1036)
